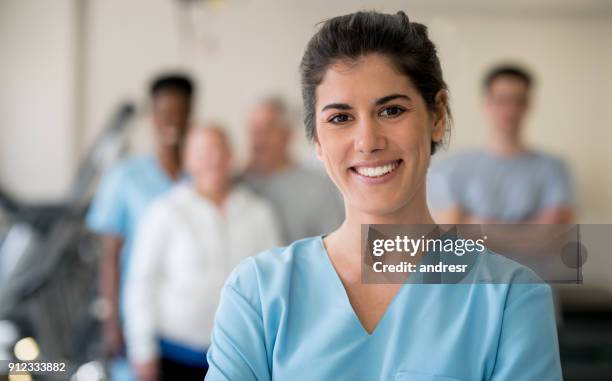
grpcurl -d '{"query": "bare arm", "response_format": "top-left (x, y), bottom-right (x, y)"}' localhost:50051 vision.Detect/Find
top-left (525, 206), bottom-right (574, 224)
top-left (433, 205), bottom-right (574, 225)
top-left (99, 235), bottom-right (124, 357)
top-left (432, 205), bottom-right (467, 225)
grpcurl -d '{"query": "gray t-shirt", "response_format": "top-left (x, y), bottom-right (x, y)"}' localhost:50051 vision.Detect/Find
top-left (241, 166), bottom-right (344, 245)
top-left (427, 150), bottom-right (574, 221)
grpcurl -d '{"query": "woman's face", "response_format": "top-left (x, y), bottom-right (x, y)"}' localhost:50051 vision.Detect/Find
top-left (314, 53), bottom-right (446, 217)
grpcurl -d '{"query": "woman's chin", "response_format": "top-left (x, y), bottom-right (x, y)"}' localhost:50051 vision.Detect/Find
top-left (349, 196), bottom-right (407, 217)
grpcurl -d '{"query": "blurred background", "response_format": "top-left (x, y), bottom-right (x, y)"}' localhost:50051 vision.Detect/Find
top-left (0, 0), bottom-right (611, 380)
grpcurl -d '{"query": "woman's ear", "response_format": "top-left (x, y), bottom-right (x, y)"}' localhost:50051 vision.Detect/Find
top-left (432, 89), bottom-right (449, 143)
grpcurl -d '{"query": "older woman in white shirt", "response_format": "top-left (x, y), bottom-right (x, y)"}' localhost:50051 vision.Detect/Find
top-left (124, 125), bottom-right (281, 381)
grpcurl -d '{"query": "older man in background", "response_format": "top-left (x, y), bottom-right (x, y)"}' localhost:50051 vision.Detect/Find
top-left (241, 97), bottom-right (344, 244)
top-left (125, 125), bottom-right (281, 381)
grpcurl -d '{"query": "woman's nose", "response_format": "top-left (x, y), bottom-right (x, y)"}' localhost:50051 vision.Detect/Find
top-left (354, 118), bottom-right (385, 154)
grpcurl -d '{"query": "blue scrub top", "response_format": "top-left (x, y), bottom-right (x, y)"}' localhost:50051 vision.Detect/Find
top-left (86, 155), bottom-right (178, 310)
top-left (206, 236), bottom-right (562, 381)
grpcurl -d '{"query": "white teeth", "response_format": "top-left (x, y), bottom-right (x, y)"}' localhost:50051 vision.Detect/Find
top-left (355, 161), bottom-right (399, 177)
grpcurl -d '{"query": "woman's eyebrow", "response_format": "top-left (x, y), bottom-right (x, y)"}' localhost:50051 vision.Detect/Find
top-left (320, 94), bottom-right (411, 112)
top-left (375, 94), bottom-right (412, 105)
top-left (321, 102), bottom-right (352, 112)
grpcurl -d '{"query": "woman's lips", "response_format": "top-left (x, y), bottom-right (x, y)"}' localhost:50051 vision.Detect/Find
top-left (350, 159), bottom-right (402, 185)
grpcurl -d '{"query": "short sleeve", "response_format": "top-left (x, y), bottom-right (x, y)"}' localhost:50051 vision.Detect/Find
top-left (86, 164), bottom-right (129, 236)
top-left (540, 159), bottom-right (575, 209)
top-left (206, 259), bottom-right (271, 381)
top-left (490, 284), bottom-right (562, 380)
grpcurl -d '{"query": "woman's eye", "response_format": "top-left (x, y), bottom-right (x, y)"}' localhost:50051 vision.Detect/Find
top-left (328, 114), bottom-right (351, 124)
top-left (379, 106), bottom-right (406, 118)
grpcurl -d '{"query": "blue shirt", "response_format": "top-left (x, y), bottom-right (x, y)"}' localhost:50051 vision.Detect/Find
top-left (86, 155), bottom-right (178, 307)
top-left (427, 150), bottom-right (574, 221)
top-left (206, 236), bottom-right (562, 381)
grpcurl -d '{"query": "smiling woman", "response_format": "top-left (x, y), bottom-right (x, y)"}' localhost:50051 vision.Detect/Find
top-left (311, 52), bottom-right (447, 217)
top-left (204, 11), bottom-right (562, 381)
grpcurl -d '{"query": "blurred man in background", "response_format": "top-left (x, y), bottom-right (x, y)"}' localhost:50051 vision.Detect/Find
top-left (86, 74), bottom-right (194, 380)
top-left (428, 65), bottom-right (575, 224)
top-left (125, 125), bottom-right (280, 381)
top-left (241, 97), bottom-right (344, 244)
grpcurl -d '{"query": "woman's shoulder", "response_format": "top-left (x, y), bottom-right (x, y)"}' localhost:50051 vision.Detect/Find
top-left (223, 236), bottom-right (324, 301)
top-left (227, 236), bottom-right (324, 283)
top-left (467, 248), bottom-right (544, 284)
top-left (464, 248), bottom-right (553, 307)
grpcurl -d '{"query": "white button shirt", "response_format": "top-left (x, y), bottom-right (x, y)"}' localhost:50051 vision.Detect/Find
top-left (124, 183), bottom-right (282, 362)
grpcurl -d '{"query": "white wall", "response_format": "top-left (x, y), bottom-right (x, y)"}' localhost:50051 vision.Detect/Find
top-left (427, 14), bottom-right (612, 224)
top-left (0, 0), bottom-right (78, 201)
top-left (79, 0), bottom-right (612, 287)
top-left (81, 0), bottom-right (612, 223)
top-left (2, 0), bottom-right (611, 222)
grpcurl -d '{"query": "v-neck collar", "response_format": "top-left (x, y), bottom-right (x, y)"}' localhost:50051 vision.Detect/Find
top-left (316, 236), bottom-right (408, 337)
